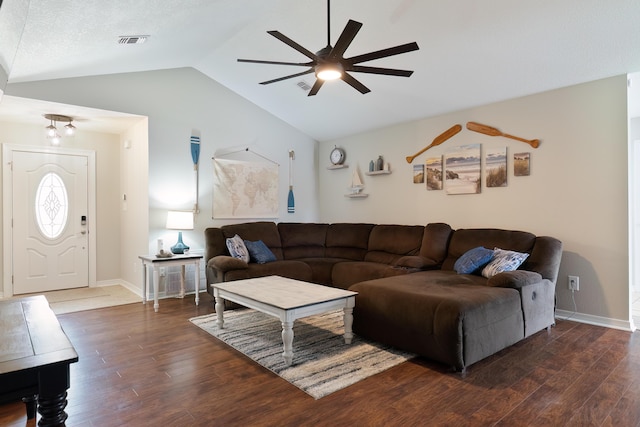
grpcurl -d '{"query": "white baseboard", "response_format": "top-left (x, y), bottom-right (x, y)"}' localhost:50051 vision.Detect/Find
top-left (555, 309), bottom-right (635, 332)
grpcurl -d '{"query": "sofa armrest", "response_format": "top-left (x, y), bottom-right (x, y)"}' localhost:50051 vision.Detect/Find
top-left (487, 270), bottom-right (543, 289)
top-left (393, 255), bottom-right (440, 270)
top-left (209, 255), bottom-right (249, 272)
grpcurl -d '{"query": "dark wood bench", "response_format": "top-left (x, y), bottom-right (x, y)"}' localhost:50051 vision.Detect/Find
top-left (0, 295), bottom-right (78, 426)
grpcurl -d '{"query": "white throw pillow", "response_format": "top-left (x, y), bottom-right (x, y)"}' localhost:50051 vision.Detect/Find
top-left (481, 248), bottom-right (529, 278)
top-left (226, 234), bottom-right (249, 263)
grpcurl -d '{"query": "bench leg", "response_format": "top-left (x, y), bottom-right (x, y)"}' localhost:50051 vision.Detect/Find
top-left (38, 364), bottom-right (71, 427)
top-left (22, 394), bottom-right (37, 420)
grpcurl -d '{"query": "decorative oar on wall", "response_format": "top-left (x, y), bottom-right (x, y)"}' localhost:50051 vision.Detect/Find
top-left (466, 122), bottom-right (540, 148)
top-left (288, 150), bottom-right (295, 213)
top-left (191, 135), bottom-right (201, 213)
top-left (405, 124), bottom-right (462, 163)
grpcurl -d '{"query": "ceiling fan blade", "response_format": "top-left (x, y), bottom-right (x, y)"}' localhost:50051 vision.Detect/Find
top-left (259, 69), bottom-right (315, 85)
top-left (307, 79), bottom-right (325, 96)
top-left (350, 65), bottom-right (414, 77)
top-left (341, 72), bottom-right (371, 94)
top-left (238, 59), bottom-right (313, 67)
top-left (267, 30), bottom-right (319, 61)
top-left (346, 41), bottom-right (419, 65)
top-left (329, 19), bottom-right (363, 59)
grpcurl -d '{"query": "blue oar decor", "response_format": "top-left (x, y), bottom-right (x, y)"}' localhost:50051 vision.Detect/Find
top-left (191, 135), bottom-right (201, 212)
top-left (288, 150), bottom-right (295, 213)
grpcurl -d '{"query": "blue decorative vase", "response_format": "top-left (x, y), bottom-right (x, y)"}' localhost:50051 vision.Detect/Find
top-left (170, 231), bottom-right (190, 254)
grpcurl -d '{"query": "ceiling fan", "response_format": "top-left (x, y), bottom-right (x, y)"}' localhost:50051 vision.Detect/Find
top-left (237, 0), bottom-right (420, 96)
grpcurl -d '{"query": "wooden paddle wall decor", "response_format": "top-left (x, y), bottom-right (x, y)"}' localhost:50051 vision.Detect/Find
top-left (405, 122), bottom-right (540, 164)
top-left (405, 124), bottom-right (462, 163)
top-left (466, 122), bottom-right (540, 148)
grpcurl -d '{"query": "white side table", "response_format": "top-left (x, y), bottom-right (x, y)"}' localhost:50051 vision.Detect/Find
top-left (138, 253), bottom-right (203, 312)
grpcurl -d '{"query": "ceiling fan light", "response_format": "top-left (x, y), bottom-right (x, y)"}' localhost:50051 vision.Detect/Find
top-left (46, 122), bottom-right (57, 138)
top-left (51, 133), bottom-right (61, 145)
top-left (64, 122), bottom-right (76, 136)
top-left (316, 63), bottom-right (343, 81)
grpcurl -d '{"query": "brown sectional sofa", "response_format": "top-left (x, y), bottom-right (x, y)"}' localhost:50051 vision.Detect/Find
top-left (204, 221), bottom-right (562, 371)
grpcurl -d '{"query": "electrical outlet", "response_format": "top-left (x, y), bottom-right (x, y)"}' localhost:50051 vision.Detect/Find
top-left (159, 267), bottom-right (166, 277)
top-left (568, 275), bottom-right (579, 291)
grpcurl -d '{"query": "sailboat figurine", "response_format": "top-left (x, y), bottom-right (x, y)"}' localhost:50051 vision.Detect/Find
top-left (346, 169), bottom-right (368, 198)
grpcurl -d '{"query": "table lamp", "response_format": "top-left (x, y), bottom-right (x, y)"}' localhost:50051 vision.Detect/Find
top-left (166, 211), bottom-right (194, 254)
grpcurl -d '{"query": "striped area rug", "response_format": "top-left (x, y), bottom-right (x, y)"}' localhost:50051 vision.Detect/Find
top-left (189, 309), bottom-right (414, 399)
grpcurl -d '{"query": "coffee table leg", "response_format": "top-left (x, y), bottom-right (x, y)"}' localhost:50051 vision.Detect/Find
top-left (281, 321), bottom-right (294, 366)
top-left (215, 296), bottom-right (225, 328)
top-left (343, 306), bottom-right (354, 344)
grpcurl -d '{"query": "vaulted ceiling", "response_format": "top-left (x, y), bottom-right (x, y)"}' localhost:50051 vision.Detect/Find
top-left (3, 0), bottom-right (640, 141)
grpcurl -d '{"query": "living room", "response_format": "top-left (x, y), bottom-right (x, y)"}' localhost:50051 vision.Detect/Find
top-left (2, 67), bottom-right (637, 330)
top-left (1, 1), bottom-right (640, 424)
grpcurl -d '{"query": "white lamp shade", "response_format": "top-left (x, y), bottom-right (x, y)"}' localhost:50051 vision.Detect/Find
top-left (166, 211), bottom-right (194, 230)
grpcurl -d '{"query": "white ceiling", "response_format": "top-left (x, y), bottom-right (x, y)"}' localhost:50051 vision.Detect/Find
top-left (2, 0), bottom-right (640, 141)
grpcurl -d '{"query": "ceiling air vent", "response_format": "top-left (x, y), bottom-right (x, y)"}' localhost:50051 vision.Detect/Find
top-left (297, 81), bottom-right (312, 91)
top-left (118, 35), bottom-right (149, 45)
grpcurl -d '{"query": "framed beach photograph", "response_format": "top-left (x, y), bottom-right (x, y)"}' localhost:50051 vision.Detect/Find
top-left (514, 152), bottom-right (530, 176)
top-left (426, 156), bottom-right (443, 190)
top-left (445, 144), bottom-right (481, 195)
top-left (486, 148), bottom-right (507, 187)
top-left (413, 164), bottom-right (425, 183)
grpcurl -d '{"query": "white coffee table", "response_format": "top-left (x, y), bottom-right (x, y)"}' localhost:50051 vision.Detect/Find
top-left (212, 275), bottom-right (357, 366)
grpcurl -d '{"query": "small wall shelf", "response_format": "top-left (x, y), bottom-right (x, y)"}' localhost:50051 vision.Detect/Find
top-left (327, 164), bottom-right (348, 170)
top-left (365, 170), bottom-right (391, 176)
top-left (345, 193), bottom-right (369, 198)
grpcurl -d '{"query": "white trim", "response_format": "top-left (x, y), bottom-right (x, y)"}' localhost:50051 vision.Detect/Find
top-left (555, 309), bottom-right (635, 332)
top-left (2, 144), bottom-right (97, 298)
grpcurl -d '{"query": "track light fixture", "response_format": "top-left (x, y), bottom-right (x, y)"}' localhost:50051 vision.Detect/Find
top-left (44, 114), bottom-right (76, 144)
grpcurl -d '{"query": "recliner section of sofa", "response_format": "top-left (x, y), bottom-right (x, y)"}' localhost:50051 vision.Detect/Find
top-left (350, 227), bottom-right (563, 370)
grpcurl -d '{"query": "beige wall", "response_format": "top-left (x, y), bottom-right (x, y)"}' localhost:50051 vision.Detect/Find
top-left (0, 120), bottom-right (125, 286)
top-left (319, 75), bottom-right (630, 328)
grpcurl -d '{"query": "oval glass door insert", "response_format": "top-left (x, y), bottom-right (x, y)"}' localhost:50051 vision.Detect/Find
top-left (35, 172), bottom-right (69, 239)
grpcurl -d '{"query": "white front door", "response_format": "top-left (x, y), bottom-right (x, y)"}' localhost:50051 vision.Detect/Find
top-left (9, 149), bottom-right (91, 294)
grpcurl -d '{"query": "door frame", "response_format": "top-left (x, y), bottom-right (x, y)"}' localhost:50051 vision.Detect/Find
top-left (2, 144), bottom-right (97, 298)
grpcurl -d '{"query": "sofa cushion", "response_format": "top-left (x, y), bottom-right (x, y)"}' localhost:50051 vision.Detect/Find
top-left (208, 255), bottom-right (248, 271)
top-left (350, 271), bottom-right (523, 370)
top-left (296, 257), bottom-right (349, 286)
top-left (332, 261), bottom-right (414, 289)
top-left (393, 255), bottom-right (438, 270)
top-left (364, 224), bottom-right (424, 265)
top-left (222, 260), bottom-right (312, 283)
top-left (418, 222), bottom-right (453, 264)
top-left (454, 246), bottom-right (494, 274)
top-left (244, 240), bottom-right (277, 264)
top-left (278, 223), bottom-right (328, 259)
top-left (226, 234), bottom-right (249, 262)
top-left (325, 223), bottom-right (374, 260)
top-left (487, 270), bottom-right (543, 288)
top-left (481, 248), bottom-right (529, 278)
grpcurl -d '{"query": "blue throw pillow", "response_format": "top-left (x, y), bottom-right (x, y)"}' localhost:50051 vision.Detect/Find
top-left (244, 240), bottom-right (277, 264)
top-left (454, 246), bottom-right (494, 274)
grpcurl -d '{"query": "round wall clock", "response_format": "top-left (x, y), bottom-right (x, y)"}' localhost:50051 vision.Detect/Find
top-left (330, 146), bottom-right (346, 165)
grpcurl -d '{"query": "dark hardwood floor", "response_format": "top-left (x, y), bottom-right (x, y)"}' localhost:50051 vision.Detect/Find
top-left (2, 292), bottom-right (640, 426)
